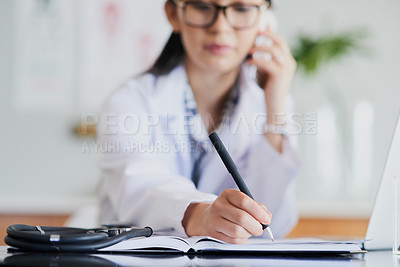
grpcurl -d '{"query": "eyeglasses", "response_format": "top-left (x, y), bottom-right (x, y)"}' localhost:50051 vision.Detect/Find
top-left (172, 0), bottom-right (270, 30)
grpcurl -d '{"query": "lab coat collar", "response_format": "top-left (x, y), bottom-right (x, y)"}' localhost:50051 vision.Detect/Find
top-left (150, 65), bottom-right (192, 178)
top-left (152, 64), bottom-right (188, 119)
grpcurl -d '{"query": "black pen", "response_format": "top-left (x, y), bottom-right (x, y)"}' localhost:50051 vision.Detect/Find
top-left (209, 132), bottom-right (275, 242)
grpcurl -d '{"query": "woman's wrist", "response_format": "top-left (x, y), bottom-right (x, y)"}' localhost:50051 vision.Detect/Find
top-left (264, 108), bottom-right (286, 153)
top-left (266, 108), bottom-right (286, 125)
top-left (182, 202), bottom-right (209, 237)
top-left (263, 132), bottom-right (283, 153)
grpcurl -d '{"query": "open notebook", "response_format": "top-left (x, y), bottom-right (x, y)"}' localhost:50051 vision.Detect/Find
top-left (99, 235), bottom-right (365, 255)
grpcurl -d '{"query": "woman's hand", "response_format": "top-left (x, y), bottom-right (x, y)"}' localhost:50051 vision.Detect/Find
top-left (246, 26), bottom-right (297, 122)
top-left (182, 189), bottom-right (272, 244)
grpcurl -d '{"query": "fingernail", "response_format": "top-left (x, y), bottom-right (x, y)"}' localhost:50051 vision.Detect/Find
top-left (255, 36), bottom-right (273, 47)
top-left (264, 213), bottom-right (271, 225)
top-left (253, 52), bottom-right (272, 61)
top-left (266, 209), bottom-right (271, 216)
top-left (275, 54), bottom-right (285, 64)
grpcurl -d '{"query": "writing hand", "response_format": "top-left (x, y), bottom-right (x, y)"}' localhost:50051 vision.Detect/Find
top-left (182, 189), bottom-right (272, 244)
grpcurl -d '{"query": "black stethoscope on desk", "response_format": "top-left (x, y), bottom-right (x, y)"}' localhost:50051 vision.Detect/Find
top-left (5, 224), bottom-right (153, 252)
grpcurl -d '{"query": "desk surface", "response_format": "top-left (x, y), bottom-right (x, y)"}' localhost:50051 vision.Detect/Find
top-left (0, 247), bottom-right (399, 267)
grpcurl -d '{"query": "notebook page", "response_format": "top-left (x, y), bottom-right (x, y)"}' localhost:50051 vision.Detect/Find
top-left (100, 236), bottom-right (191, 252)
top-left (192, 238), bottom-right (363, 252)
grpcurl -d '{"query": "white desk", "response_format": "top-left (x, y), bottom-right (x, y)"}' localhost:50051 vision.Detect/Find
top-left (0, 247), bottom-right (398, 266)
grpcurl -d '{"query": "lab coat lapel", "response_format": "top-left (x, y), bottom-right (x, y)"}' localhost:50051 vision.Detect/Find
top-left (152, 65), bottom-right (192, 179)
top-left (219, 67), bottom-right (264, 164)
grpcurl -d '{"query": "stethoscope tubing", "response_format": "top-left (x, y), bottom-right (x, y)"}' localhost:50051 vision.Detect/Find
top-left (5, 224), bottom-right (153, 252)
top-left (7, 224), bottom-right (108, 244)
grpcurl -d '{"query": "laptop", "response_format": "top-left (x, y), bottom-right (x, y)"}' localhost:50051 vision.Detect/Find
top-left (363, 112), bottom-right (400, 250)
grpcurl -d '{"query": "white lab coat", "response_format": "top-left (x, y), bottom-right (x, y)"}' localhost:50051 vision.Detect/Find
top-left (97, 64), bottom-right (300, 239)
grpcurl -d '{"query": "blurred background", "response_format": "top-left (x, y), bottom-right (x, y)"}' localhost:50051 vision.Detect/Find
top-left (0, 0), bottom-right (399, 241)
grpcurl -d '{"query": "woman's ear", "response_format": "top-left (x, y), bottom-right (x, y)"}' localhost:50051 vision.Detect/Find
top-left (165, 1), bottom-right (180, 33)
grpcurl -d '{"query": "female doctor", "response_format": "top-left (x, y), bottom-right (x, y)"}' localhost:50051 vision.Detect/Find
top-left (98, 0), bottom-right (300, 244)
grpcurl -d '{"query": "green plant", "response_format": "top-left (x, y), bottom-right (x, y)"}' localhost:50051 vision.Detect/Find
top-left (292, 30), bottom-right (369, 76)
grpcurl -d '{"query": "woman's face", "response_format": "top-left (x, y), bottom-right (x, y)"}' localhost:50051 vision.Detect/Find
top-left (168, 0), bottom-right (264, 74)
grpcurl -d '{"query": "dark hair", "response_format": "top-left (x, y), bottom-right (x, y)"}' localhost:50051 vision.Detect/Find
top-left (146, 0), bottom-right (272, 76)
top-left (147, 32), bottom-right (184, 76)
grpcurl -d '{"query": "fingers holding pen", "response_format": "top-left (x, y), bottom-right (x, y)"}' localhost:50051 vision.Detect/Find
top-left (214, 198), bottom-right (262, 237)
top-left (209, 191), bottom-right (255, 239)
top-left (219, 189), bottom-right (272, 230)
top-left (182, 191), bottom-right (273, 244)
top-left (223, 189), bottom-right (272, 226)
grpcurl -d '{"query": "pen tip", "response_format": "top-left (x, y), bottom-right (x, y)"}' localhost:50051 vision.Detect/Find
top-left (264, 227), bottom-right (275, 242)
